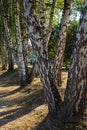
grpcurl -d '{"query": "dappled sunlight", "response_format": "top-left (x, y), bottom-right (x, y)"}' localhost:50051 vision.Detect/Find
top-left (0, 69), bottom-right (46, 129)
top-left (0, 69), bottom-right (86, 130)
top-left (0, 68), bottom-right (19, 87)
top-left (0, 105), bottom-right (48, 130)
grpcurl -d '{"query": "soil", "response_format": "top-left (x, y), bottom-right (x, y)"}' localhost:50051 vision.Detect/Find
top-left (0, 68), bottom-right (87, 130)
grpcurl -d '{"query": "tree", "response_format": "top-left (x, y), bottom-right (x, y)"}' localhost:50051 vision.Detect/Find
top-left (1, 0), bottom-right (14, 71)
top-left (14, 0), bottom-right (27, 87)
top-left (23, 0), bottom-right (59, 85)
top-left (22, 0), bottom-right (61, 114)
top-left (22, 0), bottom-right (87, 124)
top-left (20, 2), bottom-right (29, 83)
top-left (54, 0), bottom-right (73, 87)
top-left (0, 33), bottom-right (7, 70)
top-left (22, 0), bottom-right (59, 84)
top-left (60, 0), bottom-right (87, 120)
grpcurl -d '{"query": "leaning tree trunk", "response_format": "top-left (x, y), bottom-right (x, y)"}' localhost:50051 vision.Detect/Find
top-left (26, 0), bottom-right (46, 84)
top-left (39, 0), bottom-right (46, 36)
top-left (23, 0), bottom-right (57, 85)
top-left (46, 0), bottom-right (57, 43)
top-left (60, 1), bottom-right (87, 121)
top-left (14, 0), bottom-right (27, 87)
top-left (54, 0), bottom-right (73, 87)
top-left (1, 1), bottom-right (14, 71)
top-left (22, 0), bottom-right (61, 114)
top-left (27, 61), bottom-right (38, 83)
top-left (0, 34), bottom-right (7, 70)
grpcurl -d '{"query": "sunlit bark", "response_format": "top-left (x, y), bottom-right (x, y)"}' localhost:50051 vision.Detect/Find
top-left (20, 4), bottom-right (29, 82)
top-left (54, 0), bottom-right (73, 87)
top-left (61, 1), bottom-right (87, 120)
top-left (46, 0), bottom-right (57, 43)
top-left (14, 0), bottom-right (27, 87)
top-left (22, 0), bottom-right (61, 114)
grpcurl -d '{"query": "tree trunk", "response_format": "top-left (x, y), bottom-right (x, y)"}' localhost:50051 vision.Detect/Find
top-left (46, 0), bottom-right (57, 43)
top-left (0, 34), bottom-right (7, 70)
top-left (54, 0), bottom-right (73, 87)
top-left (22, 0), bottom-right (61, 114)
top-left (39, 0), bottom-right (46, 36)
top-left (14, 0), bottom-right (27, 87)
top-left (27, 61), bottom-right (38, 83)
top-left (20, 4), bottom-right (29, 82)
top-left (1, 1), bottom-right (14, 71)
top-left (60, 1), bottom-right (87, 121)
top-left (21, 0), bottom-right (57, 84)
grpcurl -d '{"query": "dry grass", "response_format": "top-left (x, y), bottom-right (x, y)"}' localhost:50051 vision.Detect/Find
top-left (0, 68), bottom-right (87, 130)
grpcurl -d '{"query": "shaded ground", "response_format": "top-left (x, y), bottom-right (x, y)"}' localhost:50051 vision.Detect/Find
top-left (0, 68), bottom-right (87, 130)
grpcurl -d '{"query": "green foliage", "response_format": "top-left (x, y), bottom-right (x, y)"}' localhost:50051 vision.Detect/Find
top-left (0, 0), bottom-right (83, 65)
top-left (56, 0), bottom-right (64, 9)
top-left (48, 24), bottom-right (59, 58)
top-left (48, 20), bottom-right (78, 63)
top-left (64, 20), bottom-right (78, 62)
top-left (46, 0), bottom-right (64, 9)
top-left (72, 0), bottom-right (84, 11)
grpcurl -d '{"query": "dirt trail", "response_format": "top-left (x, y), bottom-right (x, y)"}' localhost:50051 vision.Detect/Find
top-left (0, 69), bottom-right (48, 130)
top-left (0, 69), bottom-right (87, 130)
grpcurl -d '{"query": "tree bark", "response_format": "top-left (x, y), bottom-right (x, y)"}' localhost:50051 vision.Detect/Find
top-left (20, 4), bottom-right (29, 82)
top-left (14, 0), bottom-right (27, 87)
top-left (39, 0), bottom-right (46, 36)
top-left (1, 1), bottom-right (14, 71)
top-left (60, 1), bottom-right (87, 121)
top-left (27, 61), bottom-right (38, 83)
top-left (0, 34), bottom-right (7, 70)
top-left (54, 0), bottom-right (73, 87)
top-left (22, 0), bottom-right (61, 114)
top-left (46, 0), bottom-right (57, 43)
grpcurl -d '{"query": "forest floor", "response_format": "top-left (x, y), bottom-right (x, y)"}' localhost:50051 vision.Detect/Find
top-left (0, 67), bottom-right (87, 130)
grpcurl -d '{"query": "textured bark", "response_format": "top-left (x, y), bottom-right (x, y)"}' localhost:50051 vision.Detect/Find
top-left (0, 34), bottom-right (7, 70)
top-left (20, 4), bottom-right (29, 82)
top-left (27, 0), bottom-right (57, 84)
top-left (1, 1), bottom-right (14, 71)
top-left (39, 0), bottom-right (46, 36)
top-left (54, 0), bottom-right (73, 87)
top-left (61, 1), bottom-right (87, 120)
top-left (22, 0), bottom-right (61, 114)
top-left (28, 61), bottom-right (38, 84)
top-left (14, 0), bottom-right (27, 87)
top-left (46, 0), bottom-right (57, 43)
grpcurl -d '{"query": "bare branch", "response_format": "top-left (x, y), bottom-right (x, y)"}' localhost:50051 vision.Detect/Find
top-left (46, 0), bottom-right (57, 43)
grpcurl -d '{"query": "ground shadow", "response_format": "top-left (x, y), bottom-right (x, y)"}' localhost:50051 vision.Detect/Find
top-left (35, 114), bottom-right (87, 130)
top-left (0, 69), bottom-right (19, 87)
top-left (0, 87), bottom-right (22, 98)
top-left (0, 88), bottom-right (45, 127)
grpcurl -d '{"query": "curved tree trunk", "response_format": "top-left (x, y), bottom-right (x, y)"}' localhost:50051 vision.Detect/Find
top-left (27, 61), bottom-right (38, 83)
top-left (60, 1), bottom-right (87, 121)
top-left (54, 0), bottom-right (73, 87)
top-left (21, 0), bottom-right (58, 85)
top-left (46, 0), bottom-right (57, 43)
top-left (22, 0), bottom-right (61, 114)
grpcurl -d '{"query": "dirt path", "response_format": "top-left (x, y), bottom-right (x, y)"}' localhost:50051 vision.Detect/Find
top-left (0, 69), bottom-right (87, 130)
top-left (0, 69), bottom-right (48, 130)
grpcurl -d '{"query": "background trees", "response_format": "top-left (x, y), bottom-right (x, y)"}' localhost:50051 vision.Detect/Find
top-left (0, 0), bottom-right (86, 128)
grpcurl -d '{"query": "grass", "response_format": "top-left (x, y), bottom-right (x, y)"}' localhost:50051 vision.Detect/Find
top-left (0, 67), bottom-right (87, 130)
